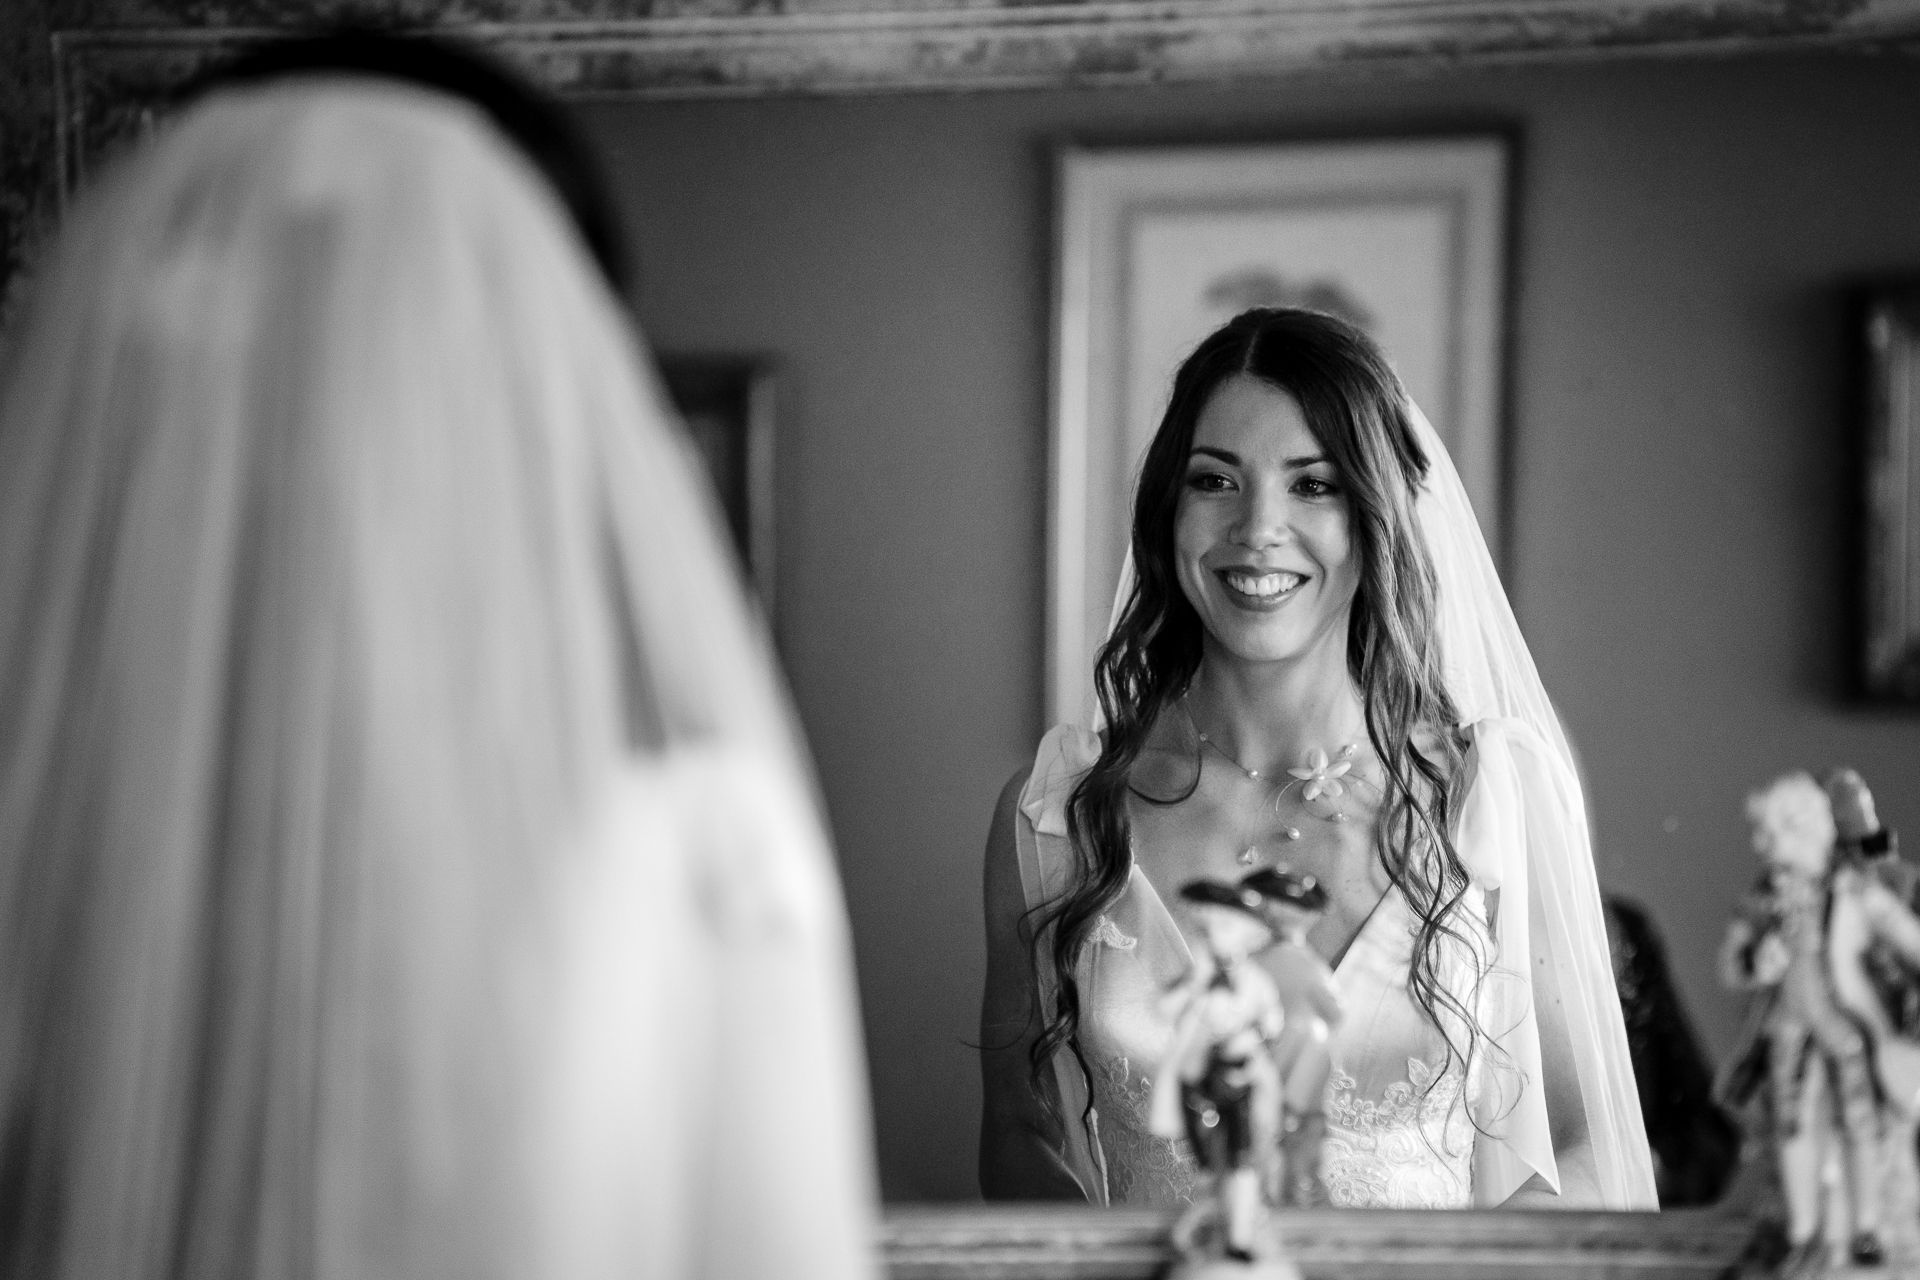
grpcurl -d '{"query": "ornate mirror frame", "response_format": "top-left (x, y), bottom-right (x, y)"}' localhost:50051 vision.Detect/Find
top-left (9, 1), bottom-right (1908, 1270)
top-left (12, 0), bottom-right (1920, 287)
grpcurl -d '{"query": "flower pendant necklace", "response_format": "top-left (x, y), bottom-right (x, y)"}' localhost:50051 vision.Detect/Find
top-left (1181, 697), bottom-right (1370, 865)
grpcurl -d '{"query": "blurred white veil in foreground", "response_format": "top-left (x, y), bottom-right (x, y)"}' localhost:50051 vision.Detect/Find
top-left (0, 80), bottom-right (875, 1280)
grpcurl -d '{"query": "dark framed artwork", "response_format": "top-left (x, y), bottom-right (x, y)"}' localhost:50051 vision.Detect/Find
top-left (1865, 289), bottom-right (1920, 702)
top-left (658, 355), bottom-right (777, 612)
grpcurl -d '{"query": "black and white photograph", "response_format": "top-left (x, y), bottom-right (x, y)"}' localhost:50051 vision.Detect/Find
top-left (3, 4), bottom-right (1920, 1278)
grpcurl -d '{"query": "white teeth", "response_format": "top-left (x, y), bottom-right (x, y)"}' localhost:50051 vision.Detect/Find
top-left (1223, 571), bottom-right (1304, 599)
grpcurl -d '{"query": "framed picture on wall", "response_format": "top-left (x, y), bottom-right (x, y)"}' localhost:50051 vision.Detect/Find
top-left (658, 355), bottom-right (778, 613)
top-left (1864, 289), bottom-right (1920, 702)
top-left (1047, 136), bottom-right (1511, 727)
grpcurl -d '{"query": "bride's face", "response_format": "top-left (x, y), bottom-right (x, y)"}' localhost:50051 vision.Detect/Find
top-left (1174, 374), bottom-right (1361, 667)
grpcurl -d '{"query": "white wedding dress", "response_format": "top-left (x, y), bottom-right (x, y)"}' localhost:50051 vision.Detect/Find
top-left (1017, 717), bottom-right (1592, 1210)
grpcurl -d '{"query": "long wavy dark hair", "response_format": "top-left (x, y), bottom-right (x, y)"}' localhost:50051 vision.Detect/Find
top-left (1030, 307), bottom-right (1486, 1123)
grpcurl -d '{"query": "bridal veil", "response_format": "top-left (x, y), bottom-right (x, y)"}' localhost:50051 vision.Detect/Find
top-left (0, 81), bottom-right (875, 1278)
top-left (1409, 399), bottom-right (1656, 1210)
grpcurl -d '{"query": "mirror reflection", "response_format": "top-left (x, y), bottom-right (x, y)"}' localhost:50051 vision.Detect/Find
top-left (11, 15), bottom-right (1919, 1267)
top-left (979, 313), bottom-right (1651, 1215)
top-left (582, 48), bottom-right (1920, 1224)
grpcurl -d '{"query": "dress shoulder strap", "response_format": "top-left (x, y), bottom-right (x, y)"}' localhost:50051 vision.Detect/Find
top-left (1014, 723), bottom-right (1101, 915)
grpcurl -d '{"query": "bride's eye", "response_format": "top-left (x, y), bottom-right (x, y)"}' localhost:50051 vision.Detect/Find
top-left (1294, 474), bottom-right (1341, 498)
top-left (1185, 469), bottom-right (1236, 493)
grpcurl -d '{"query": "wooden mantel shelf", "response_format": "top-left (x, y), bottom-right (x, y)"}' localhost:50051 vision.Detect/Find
top-left (880, 1203), bottom-right (1760, 1279)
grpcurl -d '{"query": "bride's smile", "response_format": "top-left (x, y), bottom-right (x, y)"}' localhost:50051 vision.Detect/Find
top-left (1216, 568), bottom-right (1305, 606)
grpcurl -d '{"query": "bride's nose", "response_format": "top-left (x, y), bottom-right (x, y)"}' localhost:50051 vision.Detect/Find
top-left (1232, 477), bottom-right (1294, 549)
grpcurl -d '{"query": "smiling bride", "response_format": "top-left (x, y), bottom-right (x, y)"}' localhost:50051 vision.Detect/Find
top-left (978, 308), bottom-right (1656, 1211)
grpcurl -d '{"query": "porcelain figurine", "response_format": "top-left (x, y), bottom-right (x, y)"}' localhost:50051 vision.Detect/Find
top-left (1831, 769), bottom-right (1920, 1046)
top-left (1151, 879), bottom-right (1296, 1277)
top-left (1718, 771), bottom-right (1920, 1273)
top-left (1239, 866), bottom-right (1344, 1206)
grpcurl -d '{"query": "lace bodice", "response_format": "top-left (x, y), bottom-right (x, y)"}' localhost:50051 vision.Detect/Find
top-left (1088, 1052), bottom-right (1201, 1205)
top-left (1323, 1058), bottom-right (1473, 1207)
top-left (1316, 886), bottom-right (1482, 1208)
top-left (1069, 888), bottom-right (1484, 1209)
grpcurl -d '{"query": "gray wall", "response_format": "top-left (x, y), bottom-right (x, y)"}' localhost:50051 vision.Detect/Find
top-left (581, 52), bottom-right (1920, 1201)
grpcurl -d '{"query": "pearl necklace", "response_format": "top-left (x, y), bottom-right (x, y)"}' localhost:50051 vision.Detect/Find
top-left (1181, 697), bottom-right (1371, 865)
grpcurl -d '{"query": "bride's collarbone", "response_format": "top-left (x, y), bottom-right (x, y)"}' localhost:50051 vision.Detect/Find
top-left (1123, 751), bottom-right (1385, 940)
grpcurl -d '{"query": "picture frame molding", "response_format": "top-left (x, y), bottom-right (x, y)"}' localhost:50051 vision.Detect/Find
top-left (657, 353), bottom-right (780, 618)
top-left (1864, 287), bottom-right (1920, 702)
top-left (1046, 135), bottom-right (1510, 728)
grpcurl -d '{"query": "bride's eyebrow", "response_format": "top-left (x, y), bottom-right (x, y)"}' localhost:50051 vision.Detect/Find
top-left (1188, 446), bottom-right (1330, 468)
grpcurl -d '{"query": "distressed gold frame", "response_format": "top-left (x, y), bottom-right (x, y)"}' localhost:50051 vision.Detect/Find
top-left (43, 0), bottom-right (1920, 204)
